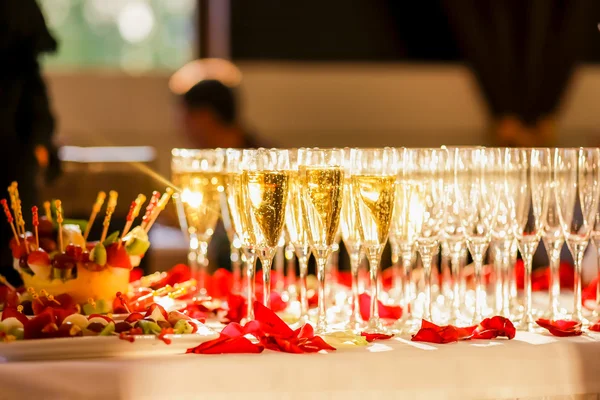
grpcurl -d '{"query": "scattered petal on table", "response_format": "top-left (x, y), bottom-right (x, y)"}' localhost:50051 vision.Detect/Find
top-left (361, 332), bottom-right (393, 342)
top-left (412, 320), bottom-right (476, 344)
top-left (187, 333), bottom-right (264, 354)
top-left (588, 321), bottom-right (600, 332)
top-left (322, 331), bottom-right (369, 348)
top-left (536, 319), bottom-right (583, 337)
top-left (471, 316), bottom-right (516, 340)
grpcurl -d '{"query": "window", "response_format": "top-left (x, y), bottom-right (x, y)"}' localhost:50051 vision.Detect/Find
top-left (39, 0), bottom-right (197, 71)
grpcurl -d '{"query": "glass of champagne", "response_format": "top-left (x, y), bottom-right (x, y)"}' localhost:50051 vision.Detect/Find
top-left (555, 147), bottom-right (600, 325)
top-left (412, 148), bottom-right (446, 323)
top-left (341, 148), bottom-right (364, 330)
top-left (284, 149), bottom-right (311, 323)
top-left (298, 148), bottom-right (345, 333)
top-left (460, 147), bottom-right (501, 323)
top-left (515, 148), bottom-right (550, 331)
top-left (241, 148), bottom-right (291, 308)
top-left (225, 149), bottom-right (258, 320)
top-left (171, 148), bottom-right (225, 298)
top-left (351, 147), bottom-right (398, 333)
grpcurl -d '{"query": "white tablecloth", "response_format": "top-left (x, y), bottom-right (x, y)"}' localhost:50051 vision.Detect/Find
top-left (1, 331), bottom-right (599, 400)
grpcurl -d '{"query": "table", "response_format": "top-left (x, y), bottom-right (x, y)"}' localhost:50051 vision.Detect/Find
top-left (1, 330), bottom-right (599, 400)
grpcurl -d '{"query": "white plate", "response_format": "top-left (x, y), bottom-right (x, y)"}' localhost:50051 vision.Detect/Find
top-left (0, 323), bottom-right (219, 361)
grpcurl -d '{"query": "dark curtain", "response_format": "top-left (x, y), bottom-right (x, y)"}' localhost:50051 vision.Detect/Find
top-left (444, 0), bottom-right (599, 146)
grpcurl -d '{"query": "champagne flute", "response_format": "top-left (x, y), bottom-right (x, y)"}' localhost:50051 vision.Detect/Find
top-left (542, 149), bottom-right (566, 320)
top-left (413, 148), bottom-right (446, 323)
top-left (555, 148), bottom-right (600, 324)
top-left (341, 148), bottom-right (364, 330)
top-left (515, 148), bottom-right (550, 331)
top-left (225, 149), bottom-right (258, 320)
top-left (284, 149), bottom-right (311, 323)
top-left (171, 148), bottom-right (225, 297)
top-left (298, 148), bottom-right (345, 333)
top-left (241, 148), bottom-right (291, 308)
top-left (460, 147), bottom-right (501, 323)
top-left (351, 147), bottom-right (398, 333)
top-left (592, 207), bottom-right (600, 320)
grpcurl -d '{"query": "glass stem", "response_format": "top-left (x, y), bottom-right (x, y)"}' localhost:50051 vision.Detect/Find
top-left (275, 244), bottom-right (285, 293)
top-left (391, 245), bottom-right (401, 303)
top-left (572, 241), bottom-right (588, 323)
top-left (298, 255), bottom-right (309, 321)
top-left (349, 249), bottom-right (362, 326)
top-left (401, 251), bottom-right (413, 319)
top-left (596, 250), bottom-right (600, 312)
top-left (196, 241), bottom-right (209, 297)
top-left (501, 250), bottom-right (511, 318)
top-left (367, 250), bottom-right (382, 329)
top-left (421, 252), bottom-right (433, 322)
top-left (450, 252), bottom-right (461, 321)
top-left (493, 245), bottom-right (503, 315)
top-left (472, 250), bottom-right (485, 323)
top-left (316, 256), bottom-right (328, 332)
top-left (523, 253), bottom-right (534, 327)
top-left (546, 239), bottom-right (563, 319)
top-left (262, 258), bottom-right (272, 308)
top-left (231, 243), bottom-right (241, 294)
top-left (245, 253), bottom-right (256, 321)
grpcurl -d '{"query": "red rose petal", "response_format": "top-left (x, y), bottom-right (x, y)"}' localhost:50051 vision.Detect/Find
top-left (253, 301), bottom-right (293, 337)
top-left (361, 332), bottom-right (393, 342)
top-left (536, 319), bottom-right (583, 337)
top-left (471, 316), bottom-right (516, 340)
top-left (187, 333), bottom-right (264, 354)
top-left (589, 321), bottom-right (600, 332)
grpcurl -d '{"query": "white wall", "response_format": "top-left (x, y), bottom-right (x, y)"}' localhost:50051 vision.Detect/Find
top-left (45, 63), bottom-right (600, 178)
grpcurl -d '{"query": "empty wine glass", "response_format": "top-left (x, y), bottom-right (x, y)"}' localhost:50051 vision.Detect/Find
top-left (540, 150), bottom-right (566, 320)
top-left (241, 148), bottom-right (291, 308)
top-left (284, 149), bottom-right (311, 323)
top-left (413, 148), bottom-right (446, 323)
top-left (460, 147), bottom-right (501, 323)
top-left (515, 148), bottom-right (550, 331)
top-left (555, 148), bottom-right (600, 325)
top-left (389, 148), bottom-right (422, 331)
top-left (171, 148), bottom-right (225, 298)
top-left (225, 149), bottom-right (258, 320)
top-left (351, 147), bottom-right (398, 333)
top-left (341, 148), bottom-right (364, 330)
top-left (298, 148), bottom-right (345, 333)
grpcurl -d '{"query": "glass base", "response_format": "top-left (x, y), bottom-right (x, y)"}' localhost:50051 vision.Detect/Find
top-left (344, 318), bottom-right (366, 333)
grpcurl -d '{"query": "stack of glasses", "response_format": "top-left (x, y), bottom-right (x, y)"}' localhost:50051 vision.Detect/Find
top-left (171, 147), bottom-right (600, 335)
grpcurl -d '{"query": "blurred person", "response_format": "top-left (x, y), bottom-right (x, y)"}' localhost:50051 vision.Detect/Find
top-left (167, 60), bottom-right (265, 272)
top-left (0, 0), bottom-right (60, 285)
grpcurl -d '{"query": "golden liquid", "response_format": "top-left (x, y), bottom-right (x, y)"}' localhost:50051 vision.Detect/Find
top-left (352, 175), bottom-right (396, 248)
top-left (298, 166), bottom-right (344, 250)
top-left (390, 179), bottom-right (421, 244)
top-left (242, 170), bottom-right (290, 249)
top-left (340, 179), bottom-right (361, 249)
top-left (285, 172), bottom-right (309, 246)
top-left (224, 172), bottom-right (249, 245)
top-left (172, 171), bottom-right (224, 242)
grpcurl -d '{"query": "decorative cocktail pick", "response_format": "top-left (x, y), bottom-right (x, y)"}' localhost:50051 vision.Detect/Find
top-left (107, 190), bottom-right (118, 210)
top-left (55, 200), bottom-right (64, 252)
top-left (0, 274), bottom-right (16, 292)
top-left (115, 292), bottom-right (130, 314)
top-left (16, 305), bottom-right (23, 313)
top-left (11, 183), bottom-right (25, 238)
top-left (144, 188), bottom-right (174, 232)
top-left (100, 203), bottom-right (115, 243)
top-left (118, 200), bottom-right (137, 248)
top-left (140, 191), bottom-right (160, 230)
top-left (87, 297), bottom-right (96, 309)
top-left (83, 191), bottom-right (106, 241)
top-left (28, 287), bottom-right (44, 305)
top-left (1, 199), bottom-right (19, 246)
top-left (32, 206), bottom-right (40, 249)
top-left (40, 289), bottom-right (61, 305)
top-left (43, 201), bottom-right (52, 223)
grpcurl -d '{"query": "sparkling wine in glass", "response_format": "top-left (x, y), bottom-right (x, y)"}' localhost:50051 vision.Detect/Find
top-left (298, 148), bottom-right (345, 333)
top-left (171, 148), bottom-right (225, 298)
top-left (351, 148), bottom-right (398, 333)
top-left (241, 148), bottom-right (291, 309)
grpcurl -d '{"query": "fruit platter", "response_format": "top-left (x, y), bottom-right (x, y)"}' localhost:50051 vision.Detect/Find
top-left (0, 183), bottom-right (218, 360)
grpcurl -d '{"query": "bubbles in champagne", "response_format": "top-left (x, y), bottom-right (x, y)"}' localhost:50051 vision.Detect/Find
top-left (352, 175), bottom-right (395, 248)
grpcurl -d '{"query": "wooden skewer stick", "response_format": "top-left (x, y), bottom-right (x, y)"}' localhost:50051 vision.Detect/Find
top-left (32, 206), bottom-right (40, 249)
top-left (43, 201), bottom-right (53, 223)
top-left (11, 183), bottom-right (25, 238)
top-left (1, 199), bottom-right (19, 245)
top-left (0, 275), bottom-right (16, 291)
top-left (144, 188), bottom-right (174, 233)
top-left (140, 191), bottom-right (160, 231)
top-left (118, 201), bottom-right (137, 248)
top-left (83, 191), bottom-right (106, 241)
top-left (100, 206), bottom-right (115, 243)
top-left (55, 200), bottom-right (64, 252)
